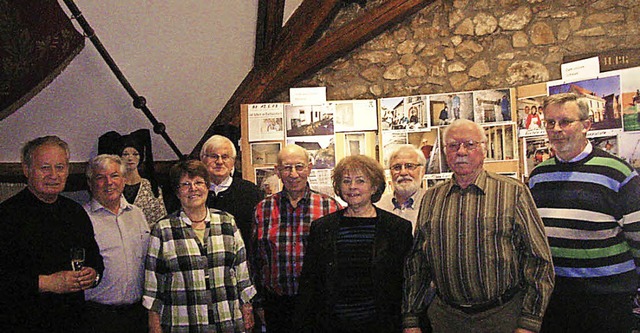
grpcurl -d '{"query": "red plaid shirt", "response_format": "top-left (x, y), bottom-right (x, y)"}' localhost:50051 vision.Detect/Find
top-left (252, 186), bottom-right (341, 297)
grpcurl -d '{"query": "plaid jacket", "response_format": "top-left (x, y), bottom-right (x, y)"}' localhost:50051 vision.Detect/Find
top-left (143, 209), bottom-right (256, 332)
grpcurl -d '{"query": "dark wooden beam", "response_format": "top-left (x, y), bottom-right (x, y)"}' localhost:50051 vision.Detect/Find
top-left (191, 0), bottom-right (433, 156)
top-left (254, 0), bottom-right (285, 67)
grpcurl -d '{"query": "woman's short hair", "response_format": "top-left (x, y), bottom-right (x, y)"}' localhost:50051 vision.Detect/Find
top-left (332, 155), bottom-right (386, 203)
top-left (169, 160), bottom-right (211, 191)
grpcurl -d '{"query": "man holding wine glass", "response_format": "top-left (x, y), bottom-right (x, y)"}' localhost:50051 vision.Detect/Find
top-left (0, 136), bottom-right (104, 333)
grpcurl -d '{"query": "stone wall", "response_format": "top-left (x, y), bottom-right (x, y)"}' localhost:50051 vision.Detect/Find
top-left (282, 0), bottom-right (639, 101)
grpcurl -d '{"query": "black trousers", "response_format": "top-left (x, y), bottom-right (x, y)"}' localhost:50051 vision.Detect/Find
top-left (541, 292), bottom-right (634, 333)
top-left (82, 301), bottom-right (148, 333)
top-left (263, 292), bottom-right (298, 333)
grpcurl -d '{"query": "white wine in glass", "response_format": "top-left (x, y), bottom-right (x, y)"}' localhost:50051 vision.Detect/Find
top-left (70, 247), bottom-right (85, 271)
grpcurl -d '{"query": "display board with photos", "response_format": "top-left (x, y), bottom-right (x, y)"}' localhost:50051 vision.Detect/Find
top-left (241, 88), bottom-right (520, 199)
top-left (241, 100), bottom-right (379, 200)
top-left (517, 65), bottom-right (640, 181)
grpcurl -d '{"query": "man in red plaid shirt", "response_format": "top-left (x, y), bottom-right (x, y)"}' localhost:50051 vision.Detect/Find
top-left (252, 144), bottom-right (341, 333)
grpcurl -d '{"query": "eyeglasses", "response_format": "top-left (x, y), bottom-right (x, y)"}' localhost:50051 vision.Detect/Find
top-left (278, 164), bottom-right (307, 174)
top-left (542, 118), bottom-right (583, 129)
top-left (341, 178), bottom-right (367, 186)
top-left (203, 153), bottom-right (232, 161)
top-left (178, 180), bottom-right (207, 190)
top-left (445, 140), bottom-right (484, 152)
top-left (390, 163), bottom-right (423, 172)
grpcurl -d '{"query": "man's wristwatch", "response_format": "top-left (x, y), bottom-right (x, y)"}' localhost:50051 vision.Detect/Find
top-left (92, 273), bottom-right (101, 288)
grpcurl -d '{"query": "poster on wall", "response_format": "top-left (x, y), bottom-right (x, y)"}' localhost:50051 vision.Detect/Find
top-left (247, 103), bottom-right (285, 142)
top-left (620, 67), bottom-right (640, 132)
top-left (429, 92), bottom-right (473, 126)
top-left (472, 89), bottom-right (513, 124)
top-left (285, 104), bottom-right (334, 137)
top-left (329, 100), bottom-right (378, 132)
top-left (588, 135), bottom-right (618, 157)
top-left (547, 75), bottom-right (622, 133)
top-left (287, 135), bottom-right (335, 169)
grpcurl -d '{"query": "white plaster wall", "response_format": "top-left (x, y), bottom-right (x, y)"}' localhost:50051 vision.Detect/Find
top-left (0, 0), bottom-right (259, 162)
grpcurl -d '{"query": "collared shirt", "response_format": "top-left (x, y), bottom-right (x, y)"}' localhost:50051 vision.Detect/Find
top-left (556, 141), bottom-right (592, 163)
top-left (143, 209), bottom-right (256, 332)
top-left (403, 171), bottom-right (554, 332)
top-left (210, 175), bottom-right (233, 195)
top-left (83, 196), bottom-right (149, 305)
top-left (377, 188), bottom-right (425, 233)
top-left (253, 186), bottom-right (341, 297)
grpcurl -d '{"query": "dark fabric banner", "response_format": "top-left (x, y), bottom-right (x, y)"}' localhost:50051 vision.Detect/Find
top-left (0, 0), bottom-right (85, 120)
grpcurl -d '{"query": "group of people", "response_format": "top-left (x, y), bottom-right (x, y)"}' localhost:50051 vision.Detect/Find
top-left (1, 92), bottom-right (640, 333)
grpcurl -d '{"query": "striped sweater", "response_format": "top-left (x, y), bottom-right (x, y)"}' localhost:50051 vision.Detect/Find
top-left (529, 147), bottom-right (640, 295)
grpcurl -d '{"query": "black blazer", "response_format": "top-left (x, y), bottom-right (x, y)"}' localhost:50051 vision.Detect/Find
top-left (295, 207), bottom-right (413, 333)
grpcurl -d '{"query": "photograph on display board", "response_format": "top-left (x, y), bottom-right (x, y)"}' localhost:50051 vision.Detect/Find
top-left (620, 67), bottom-right (640, 132)
top-left (251, 142), bottom-right (281, 165)
top-left (255, 167), bottom-right (281, 197)
top-left (523, 136), bottom-right (551, 178)
top-left (407, 130), bottom-right (442, 174)
top-left (380, 97), bottom-right (406, 130)
top-left (618, 132), bottom-right (640, 171)
top-left (588, 134), bottom-right (619, 157)
top-left (308, 169), bottom-right (340, 202)
top-left (517, 96), bottom-right (547, 137)
top-left (484, 124), bottom-right (516, 161)
top-left (429, 92), bottom-right (473, 126)
top-left (403, 95), bottom-right (430, 130)
top-left (548, 75), bottom-right (622, 131)
top-left (329, 99), bottom-right (378, 132)
top-left (285, 103), bottom-right (334, 137)
top-left (424, 173), bottom-right (451, 189)
top-left (381, 130), bottom-right (408, 167)
top-left (472, 89), bottom-right (513, 124)
top-left (343, 133), bottom-right (366, 156)
top-left (287, 135), bottom-right (335, 169)
top-left (247, 103), bottom-right (285, 142)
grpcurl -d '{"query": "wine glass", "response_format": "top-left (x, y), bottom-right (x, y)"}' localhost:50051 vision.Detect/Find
top-left (70, 247), bottom-right (85, 271)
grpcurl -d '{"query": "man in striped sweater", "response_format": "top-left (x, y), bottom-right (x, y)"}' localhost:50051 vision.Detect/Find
top-left (529, 93), bottom-right (640, 332)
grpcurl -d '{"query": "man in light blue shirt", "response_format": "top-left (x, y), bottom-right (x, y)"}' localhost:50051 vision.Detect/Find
top-left (82, 154), bottom-right (150, 333)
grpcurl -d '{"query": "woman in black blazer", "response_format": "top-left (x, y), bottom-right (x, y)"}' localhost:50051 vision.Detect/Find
top-left (295, 155), bottom-right (413, 333)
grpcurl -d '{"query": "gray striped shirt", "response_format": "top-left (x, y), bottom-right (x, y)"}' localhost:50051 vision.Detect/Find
top-left (403, 171), bottom-right (554, 332)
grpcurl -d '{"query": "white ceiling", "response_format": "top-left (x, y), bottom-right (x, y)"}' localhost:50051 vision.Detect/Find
top-left (0, 0), bottom-right (301, 162)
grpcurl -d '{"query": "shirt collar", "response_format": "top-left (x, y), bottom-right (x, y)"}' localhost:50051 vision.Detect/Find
top-left (556, 141), bottom-right (592, 163)
top-left (89, 195), bottom-right (132, 214)
top-left (391, 188), bottom-right (424, 210)
top-left (209, 175), bottom-right (233, 194)
top-left (179, 210), bottom-right (211, 226)
top-left (447, 170), bottom-right (487, 196)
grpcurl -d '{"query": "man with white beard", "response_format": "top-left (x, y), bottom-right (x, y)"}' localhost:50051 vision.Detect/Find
top-left (377, 144), bottom-right (426, 234)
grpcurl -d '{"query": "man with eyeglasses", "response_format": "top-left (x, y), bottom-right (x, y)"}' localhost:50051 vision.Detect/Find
top-left (529, 93), bottom-right (640, 332)
top-left (377, 144), bottom-right (426, 233)
top-left (252, 144), bottom-right (341, 332)
top-left (200, 135), bottom-right (263, 249)
top-left (403, 119), bottom-right (554, 333)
